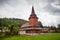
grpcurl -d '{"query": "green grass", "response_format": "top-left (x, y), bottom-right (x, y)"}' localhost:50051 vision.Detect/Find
top-left (0, 33), bottom-right (60, 40)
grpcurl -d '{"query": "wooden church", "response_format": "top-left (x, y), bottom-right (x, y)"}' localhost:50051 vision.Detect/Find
top-left (19, 6), bottom-right (49, 35)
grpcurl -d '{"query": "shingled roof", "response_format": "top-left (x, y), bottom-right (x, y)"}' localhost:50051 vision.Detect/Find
top-left (21, 22), bottom-right (39, 28)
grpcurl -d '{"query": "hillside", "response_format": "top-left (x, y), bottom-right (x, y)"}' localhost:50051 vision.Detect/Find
top-left (0, 18), bottom-right (27, 28)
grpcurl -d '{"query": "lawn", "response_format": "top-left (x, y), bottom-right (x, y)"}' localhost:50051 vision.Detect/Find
top-left (0, 33), bottom-right (60, 40)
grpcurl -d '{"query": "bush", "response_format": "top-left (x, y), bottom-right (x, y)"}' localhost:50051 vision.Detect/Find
top-left (5, 31), bottom-right (11, 36)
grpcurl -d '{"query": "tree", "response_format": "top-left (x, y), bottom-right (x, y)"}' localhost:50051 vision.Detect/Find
top-left (0, 18), bottom-right (4, 33)
top-left (0, 18), bottom-right (26, 35)
top-left (39, 21), bottom-right (43, 28)
top-left (58, 24), bottom-right (60, 32)
top-left (10, 25), bottom-right (14, 33)
top-left (50, 26), bottom-right (58, 32)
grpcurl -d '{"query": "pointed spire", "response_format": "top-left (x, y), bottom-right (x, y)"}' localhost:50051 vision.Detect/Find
top-left (29, 6), bottom-right (38, 19)
top-left (31, 6), bottom-right (35, 14)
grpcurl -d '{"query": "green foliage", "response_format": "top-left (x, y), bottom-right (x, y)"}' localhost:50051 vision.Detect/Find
top-left (58, 24), bottom-right (60, 29)
top-left (12, 26), bottom-right (19, 35)
top-left (58, 24), bottom-right (60, 32)
top-left (39, 21), bottom-right (43, 28)
top-left (0, 18), bottom-right (26, 28)
top-left (0, 18), bottom-right (26, 35)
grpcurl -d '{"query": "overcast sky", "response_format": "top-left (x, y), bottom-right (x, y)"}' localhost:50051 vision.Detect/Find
top-left (0, 0), bottom-right (60, 27)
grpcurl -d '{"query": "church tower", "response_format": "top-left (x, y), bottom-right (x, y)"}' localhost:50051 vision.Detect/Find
top-left (29, 6), bottom-right (39, 25)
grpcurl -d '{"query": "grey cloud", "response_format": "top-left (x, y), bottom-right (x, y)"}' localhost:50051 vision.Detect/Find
top-left (46, 0), bottom-right (60, 4)
top-left (0, 0), bottom-right (26, 7)
top-left (55, 1), bottom-right (60, 6)
top-left (45, 0), bottom-right (60, 15)
top-left (44, 4), bottom-right (60, 15)
top-left (0, 0), bottom-right (8, 5)
top-left (26, 0), bottom-right (54, 5)
top-left (46, 0), bottom-right (54, 3)
top-left (26, 0), bottom-right (40, 5)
